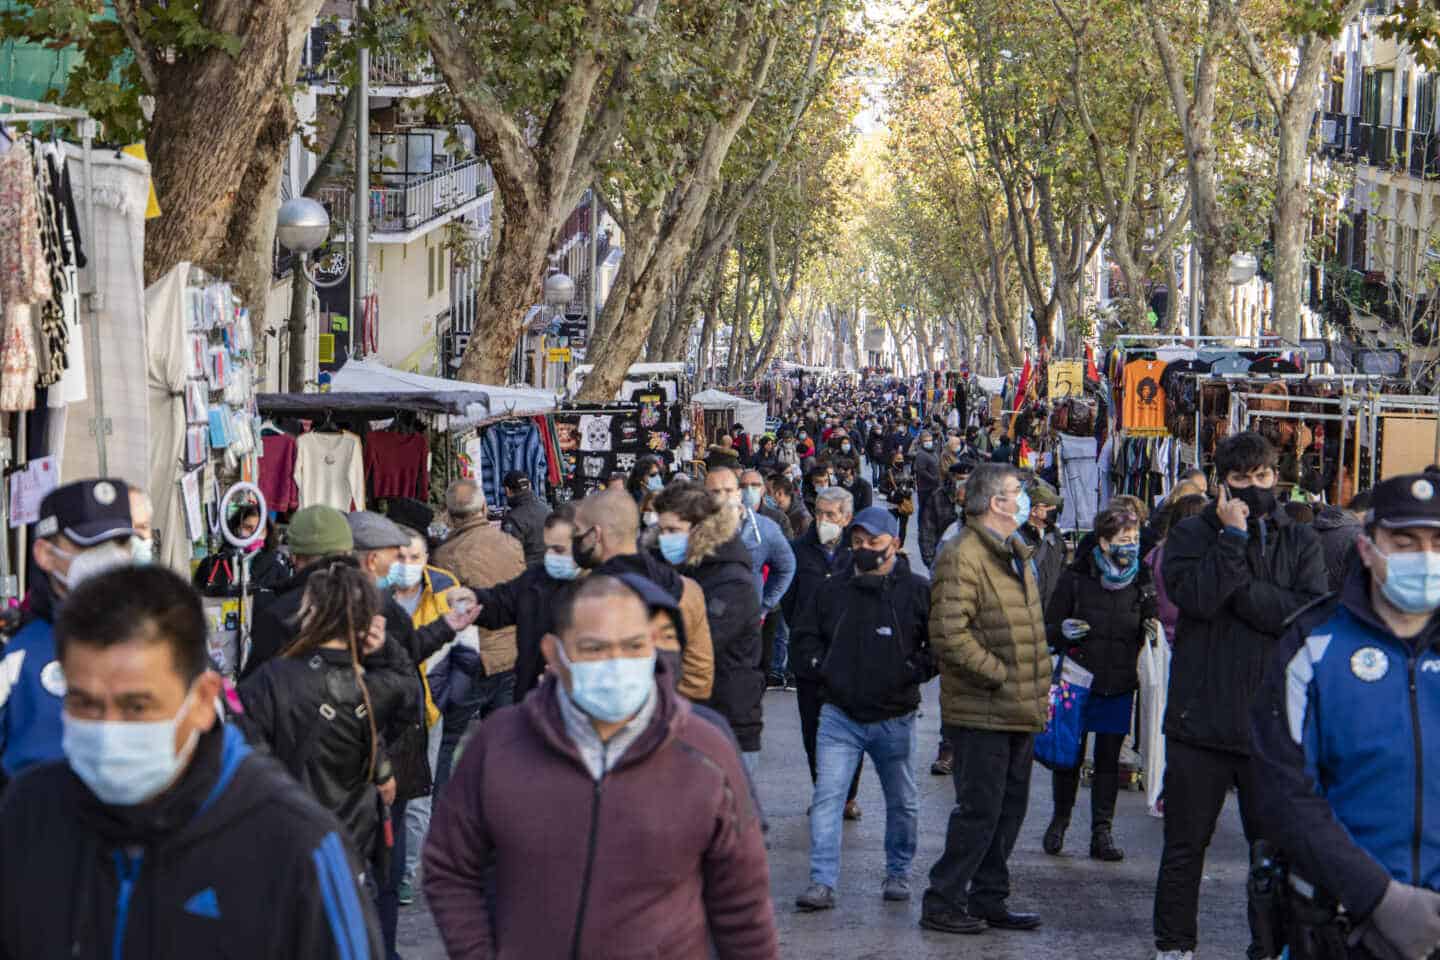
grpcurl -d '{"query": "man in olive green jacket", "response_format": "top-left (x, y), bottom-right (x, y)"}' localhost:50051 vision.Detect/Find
top-left (920, 464), bottom-right (1050, 938)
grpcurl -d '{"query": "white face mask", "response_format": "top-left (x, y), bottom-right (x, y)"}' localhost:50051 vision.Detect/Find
top-left (62, 691), bottom-right (199, 806)
top-left (49, 541), bottom-right (132, 591)
top-left (129, 536), bottom-right (154, 566)
top-left (818, 520), bottom-right (843, 545)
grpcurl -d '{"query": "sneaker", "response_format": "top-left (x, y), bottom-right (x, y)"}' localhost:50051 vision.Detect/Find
top-left (1155, 952), bottom-right (1194, 960)
top-left (844, 800), bottom-right (863, 821)
top-left (765, 673), bottom-right (786, 689)
top-left (882, 877), bottom-right (911, 901)
top-left (397, 879), bottom-right (415, 906)
top-left (795, 883), bottom-right (835, 911)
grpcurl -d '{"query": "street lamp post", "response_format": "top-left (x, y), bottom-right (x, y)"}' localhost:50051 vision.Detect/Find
top-left (278, 197), bottom-right (347, 392)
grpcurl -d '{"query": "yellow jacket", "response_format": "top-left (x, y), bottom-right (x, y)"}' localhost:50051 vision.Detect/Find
top-left (403, 565), bottom-right (458, 727)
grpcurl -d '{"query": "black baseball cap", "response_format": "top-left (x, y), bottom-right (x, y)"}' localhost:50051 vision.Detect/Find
top-left (35, 478), bottom-right (136, 546)
top-left (502, 471), bottom-right (531, 491)
top-left (1369, 472), bottom-right (1440, 529)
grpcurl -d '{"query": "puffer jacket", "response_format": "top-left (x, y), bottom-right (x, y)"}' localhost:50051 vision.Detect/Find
top-left (681, 507), bottom-right (765, 751)
top-left (929, 525), bottom-right (1050, 733)
top-left (433, 515), bottom-right (527, 675)
top-left (1045, 549), bottom-right (1156, 697)
top-left (1162, 501), bottom-right (1326, 755)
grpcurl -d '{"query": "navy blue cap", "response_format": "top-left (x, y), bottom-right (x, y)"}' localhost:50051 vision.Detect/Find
top-left (1370, 473), bottom-right (1440, 529)
top-left (36, 478), bottom-right (135, 546)
top-left (852, 506), bottom-right (899, 539)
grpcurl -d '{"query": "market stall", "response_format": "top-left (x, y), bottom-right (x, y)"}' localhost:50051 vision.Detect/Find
top-left (565, 361), bottom-right (688, 403)
top-left (692, 388), bottom-right (767, 440)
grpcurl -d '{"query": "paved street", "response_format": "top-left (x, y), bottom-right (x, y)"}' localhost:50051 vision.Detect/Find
top-left (400, 507), bottom-right (1255, 959)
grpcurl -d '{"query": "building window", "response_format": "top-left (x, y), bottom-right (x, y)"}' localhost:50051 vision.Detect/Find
top-left (1418, 75), bottom-right (1436, 134)
top-left (428, 246), bottom-right (435, 298)
top-left (1363, 69), bottom-right (1395, 125)
top-left (1330, 54), bottom-right (1346, 114)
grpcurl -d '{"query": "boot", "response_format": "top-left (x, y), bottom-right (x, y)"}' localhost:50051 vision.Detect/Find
top-left (1044, 769), bottom-right (1079, 856)
top-left (1090, 772), bottom-right (1125, 862)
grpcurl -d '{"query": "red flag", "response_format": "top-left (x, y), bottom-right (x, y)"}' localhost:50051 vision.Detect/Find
top-left (1015, 350), bottom-right (1032, 401)
top-left (1084, 342), bottom-right (1100, 383)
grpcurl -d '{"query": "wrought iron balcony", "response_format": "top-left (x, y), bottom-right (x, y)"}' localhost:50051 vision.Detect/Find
top-left (317, 158), bottom-right (494, 238)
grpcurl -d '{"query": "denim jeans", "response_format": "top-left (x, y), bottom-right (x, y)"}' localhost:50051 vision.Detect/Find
top-left (403, 719), bottom-right (444, 884)
top-left (435, 670), bottom-right (516, 794)
top-left (808, 703), bottom-right (918, 890)
top-left (771, 613), bottom-right (790, 677)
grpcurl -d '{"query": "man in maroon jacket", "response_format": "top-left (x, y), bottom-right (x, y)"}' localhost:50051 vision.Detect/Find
top-left (423, 574), bottom-right (778, 960)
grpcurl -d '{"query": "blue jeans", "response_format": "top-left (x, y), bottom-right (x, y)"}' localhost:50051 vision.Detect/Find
top-left (772, 613), bottom-right (790, 677)
top-left (809, 704), bottom-right (918, 890)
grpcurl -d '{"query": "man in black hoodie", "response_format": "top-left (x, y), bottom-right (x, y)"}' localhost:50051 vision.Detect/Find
top-left (1154, 431), bottom-right (1326, 960)
top-left (792, 507), bottom-right (935, 912)
top-left (0, 566), bottom-right (381, 958)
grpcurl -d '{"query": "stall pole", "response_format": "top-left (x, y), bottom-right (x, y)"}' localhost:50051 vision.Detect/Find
top-left (352, 0), bottom-right (370, 355)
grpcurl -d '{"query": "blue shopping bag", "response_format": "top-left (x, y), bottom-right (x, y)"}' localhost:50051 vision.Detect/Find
top-left (1034, 654), bottom-right (1093, 771)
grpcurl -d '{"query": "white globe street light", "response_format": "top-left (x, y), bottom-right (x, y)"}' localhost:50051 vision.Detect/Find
top-left (278, 197), bottom-right (348, 289)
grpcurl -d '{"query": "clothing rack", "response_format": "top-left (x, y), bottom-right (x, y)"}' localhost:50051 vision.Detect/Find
top-left (0, 97), bottom-right (100, 601)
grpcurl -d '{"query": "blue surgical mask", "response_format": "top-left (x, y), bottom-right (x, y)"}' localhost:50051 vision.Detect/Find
top-left (376, 561), bottom-right (403, 590)
top-left (741, 487), bottom-right (762, 509)
top-left (62, 691), bottom-right (199, 806)
top-left (1011, 489), bottom-right (1031, 528)
top-left (554, 641), bottom-right (656, 724)
top-left (544, 553), bottom-right (581, 581)
top-left (763, 494), bottom-right (780, 511)
top-left (659, 531), bottom-right (689, 565)
top-left (646, 474), bottom-right (664, 492)
top-left (391, 562), bottom-right (424, 589)
top-left (1377, 547), bottom-right (1440, 614)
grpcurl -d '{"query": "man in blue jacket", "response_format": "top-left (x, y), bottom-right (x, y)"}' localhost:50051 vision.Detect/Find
top-left (0, 479), bottom-right (138, 783)
top-left (0, 565), bottom-right (380, 957)
top-left (1252, 472), bottom-right (1440, 960)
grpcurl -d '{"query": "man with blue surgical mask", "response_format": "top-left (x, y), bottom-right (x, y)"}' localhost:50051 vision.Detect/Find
top-left (1251, 471), bottom-right (1440, 960)
top-left (0, 478), bottom-right (138, 782)
top-left (0, 565), bottom-right (383, 957)
top-left (423, 574), bottom-right (778, 959)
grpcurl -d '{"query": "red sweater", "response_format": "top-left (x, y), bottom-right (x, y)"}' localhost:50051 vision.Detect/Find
top-left (423, 673), bottom-right (778, 959)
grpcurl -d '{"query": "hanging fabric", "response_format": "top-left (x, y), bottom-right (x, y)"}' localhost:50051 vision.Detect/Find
top-left (295, 429), bottom-right (366, 511)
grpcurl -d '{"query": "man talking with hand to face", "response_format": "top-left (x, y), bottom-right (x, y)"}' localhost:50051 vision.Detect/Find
top-left (1154, 431), bottom-right (1326, 960)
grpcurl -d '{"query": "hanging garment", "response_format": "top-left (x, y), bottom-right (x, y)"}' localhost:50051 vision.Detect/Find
top-left (1122, 359), bottom-right (1168, 436)
top-left (533, 414), bottom-right (562, 487)
top-left (0, 143), bottom-right (48, 413)
top-left (294, 430), bottom-right (366, 512)
top-left (260, 433), bottom-right (300, 513)
top-left (364, 430), bottom-right (430, 500)
top-left (1059, 434), bottom-right (1100, 531)
top-left (480, 420), bottom-right (547, 509)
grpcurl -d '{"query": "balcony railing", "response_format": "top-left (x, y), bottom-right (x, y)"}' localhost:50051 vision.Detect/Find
top-left (319, 158), bottom-right (494, 235)
top-left (1355, 122), bottom-right (1440, 178)
top-left (302, 25), bottom-right (439, 88)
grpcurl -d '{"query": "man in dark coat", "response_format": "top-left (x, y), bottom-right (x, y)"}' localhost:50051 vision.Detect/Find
top-left (913, 431), bottom-right (941, 537)
top-left (498, 471), bottom-right (551, 567)
top-left (835, 457), bottom-right (874, 513)
top-left (792, 508), bottom-right (935, 910)
top-left (920, 461), bottom-right (973, 571)
top-left (1019, 478), bottom-right (1066, 608)
top-left (1154, 432), bottom-right (1327, 960)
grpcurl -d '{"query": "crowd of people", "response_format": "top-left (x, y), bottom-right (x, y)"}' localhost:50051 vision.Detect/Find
top-left (0, 373), bottom-right (1435, 960)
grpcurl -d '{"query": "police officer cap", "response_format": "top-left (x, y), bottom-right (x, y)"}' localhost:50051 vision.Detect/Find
top-left (35, 478), bottom-right (135, 546)
top-left (1369, 472), bottom-right (1440, 529)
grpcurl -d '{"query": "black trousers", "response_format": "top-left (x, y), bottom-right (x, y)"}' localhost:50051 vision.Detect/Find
top-left (924, 726), bottom-right (1034, 915)
top-left (1153, 739), bottom-right (1267, 957)
top-left (1051, 731), bottom-right (1124, 822)
top-left (796, 678), bottom-right (862, 801)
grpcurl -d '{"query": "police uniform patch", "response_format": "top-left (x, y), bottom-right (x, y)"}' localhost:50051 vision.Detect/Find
top-left (1414, 479), bottom-right (1435, 501)
top-left (91, 482), bottom-right (116, 506)
top-left (1351, 647), bottom-right (1389, 682)
top-left (39, 661), bottom-right (66, 697)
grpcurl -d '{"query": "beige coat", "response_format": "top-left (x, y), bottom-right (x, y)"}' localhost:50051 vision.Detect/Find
top-left (433, 516), bottom-right (527, 675)
top-left (930, 524), bottom-right (1050, 733)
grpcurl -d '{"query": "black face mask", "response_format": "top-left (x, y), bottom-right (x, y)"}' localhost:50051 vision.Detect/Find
top-left (1229, 484), bottom-right (1277, 519)
top-left (572, 528), bottom-right (601, 569)
top-left (854, 547), bottom-right (889, 573)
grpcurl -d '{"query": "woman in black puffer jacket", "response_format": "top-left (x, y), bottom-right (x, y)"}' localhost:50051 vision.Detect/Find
top-left (653, 484), bottom-right (764, 769)
top-left (1041, 505), bottom-right (1157, 862)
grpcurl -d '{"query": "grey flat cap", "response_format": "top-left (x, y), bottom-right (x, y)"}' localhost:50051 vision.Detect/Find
top-left (347, 510), bottom-right (412, 550)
